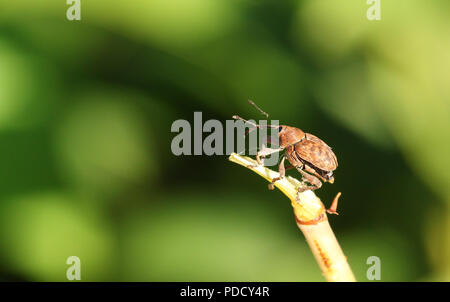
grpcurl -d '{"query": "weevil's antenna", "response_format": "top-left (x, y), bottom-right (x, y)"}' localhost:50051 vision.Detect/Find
top-left (232, 115), bottom-right (260, 137)
top-left (248, 100), bottom-right (269, 119)
top-left (232, 115), bottom-right (260, 128)
top-left (233, 101), bottom-right (278, 138)
top-left (232, 115), bottom-right (278, 130)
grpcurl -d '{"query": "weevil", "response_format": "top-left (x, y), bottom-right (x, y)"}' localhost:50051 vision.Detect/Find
top-left (233, 101), bottom-right (339, 209)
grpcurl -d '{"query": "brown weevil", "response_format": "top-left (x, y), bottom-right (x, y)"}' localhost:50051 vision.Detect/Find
top-left (233, 101), bottom-right (339, 212)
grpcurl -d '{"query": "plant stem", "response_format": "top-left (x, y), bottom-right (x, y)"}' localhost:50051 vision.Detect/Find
top-left (229, 153), bottom-right (356, 282)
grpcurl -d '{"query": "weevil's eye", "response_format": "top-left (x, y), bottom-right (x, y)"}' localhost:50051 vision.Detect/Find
top-left (278, 126), bottom-right (283, 132)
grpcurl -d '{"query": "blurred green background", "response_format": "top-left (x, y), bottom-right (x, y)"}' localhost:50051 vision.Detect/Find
top-left (0, 0), bottom-right (449, 281)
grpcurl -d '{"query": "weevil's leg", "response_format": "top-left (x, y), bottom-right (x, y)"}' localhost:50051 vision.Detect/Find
top-left (247, 144), bottom-right (282, 168)
top-left (268, 160), bottom-right (296, 189)
top-left (304, 164), bottom-right (327, 182)
top-left (296, 168), bottom-right (322, 201)
top-left (268, 156), bottom-right (286, 190)
top-left (257, 145), bottom-right (282, 165)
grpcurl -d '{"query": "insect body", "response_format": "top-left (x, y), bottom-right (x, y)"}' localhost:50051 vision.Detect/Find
top-left (278, 127), bottom-right (338, 191)
top-left (233, 101), bottom-right (338, 194)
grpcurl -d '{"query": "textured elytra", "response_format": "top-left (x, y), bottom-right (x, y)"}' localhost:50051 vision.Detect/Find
top-left (281, 130), bottom-right (338, 173)
top-left (296, 133), bottom-right (338, 171)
